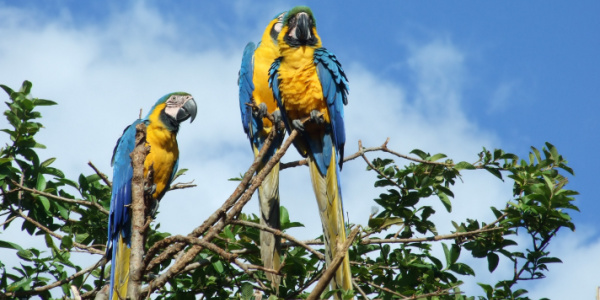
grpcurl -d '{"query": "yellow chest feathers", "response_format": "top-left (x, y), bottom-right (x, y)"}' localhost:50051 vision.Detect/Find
top-left (277, 48), bottom-right (329, 123)
top-left (145, 106), bottom-right (179, 200)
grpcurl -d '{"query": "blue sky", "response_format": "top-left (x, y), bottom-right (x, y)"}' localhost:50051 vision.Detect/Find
top-left (0, 1), bottom-right (598, 298)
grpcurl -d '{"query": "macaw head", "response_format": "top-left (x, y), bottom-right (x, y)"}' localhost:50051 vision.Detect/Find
top-left (280, 6), bottom-right (320, 47)
top-left (267, 11), bottom-right (286, 43)
top-left (148, 92), bottom-right (198, 131)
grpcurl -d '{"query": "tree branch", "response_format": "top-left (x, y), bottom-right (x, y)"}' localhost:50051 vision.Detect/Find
top-left (230, 219), bottom-right (325, 260)
top-left (127, 122), bottom-right (150, 300)
top-left (9, 180), bottom-right (109, 215)
top-left (143, 125), bottom-right (297, 297)
top-left (307, 227), bottom-right (359, 300)
top-left (144, 124), bottom-right (278, 271)
top-left (88, 161), bottom-right (112, 188)
top-left (2, 258), bottom-right (106, 298)
top-left (12, 207), bottom-right (104, 255)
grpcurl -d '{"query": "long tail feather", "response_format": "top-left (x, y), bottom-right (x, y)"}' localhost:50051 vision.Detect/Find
top-left (110, 235), bottom-right (130, 300)
top-left (254, 146), bottom-right (282, 292)
top-left (308, 150), bottom-right (352, 298)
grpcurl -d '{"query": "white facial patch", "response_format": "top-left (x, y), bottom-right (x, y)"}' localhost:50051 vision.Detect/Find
top-left (164, 94), bottom-right (192, 119)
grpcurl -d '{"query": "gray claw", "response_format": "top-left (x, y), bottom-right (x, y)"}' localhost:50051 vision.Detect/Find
top-left (292, 119), bottom-right (305, 131)
top-left (310, 110), bottom-right (324, 124)
top-left (272, 110), bottom-right (282, 124)
top-left (254, 103), bottom-right (268, 118)
top-left (145, 184), bottom-right (157, 196)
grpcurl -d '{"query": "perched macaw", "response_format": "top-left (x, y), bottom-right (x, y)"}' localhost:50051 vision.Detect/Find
top-left (238, 11), bottom-right (286, 292)
top-left (269, 6), bottom-right (351, 298)
top-left (106, 92), bottom-right (197, 300)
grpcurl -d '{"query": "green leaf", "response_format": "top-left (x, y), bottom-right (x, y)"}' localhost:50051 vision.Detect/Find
top-left (20, 80), bottom-right (32, 95)
top-left (60, 235), bottom-right (73, 250)
top-left (437, 191), bottom-right (452, 212)
top-left (174, 168), bottom-right (188, 177)
top-left (410, 149), bottom-right (428, 160)
top-left (455, 161), bottom-right (475, 170)
top-left (487, 252), bottom-right (499, 272)
top-left (484, 166), bottom-right (503, 180)
top-left (40, 157), bottom-right (56, 168)
top-left (442, 243), bottom-right (451, 267)
top-left (7, 276), bottom-right (33, 292)
top-left (36, 173), bottom-right (46, 191)
top-left (33, 99), bottom-right (57, 106)
top-left (0, 84), bottom-right (15, 95)
top-left (280, 205), bottom-right (290, 228)
top-left (429, 153), bottom-right (447, 162)
top-left (368, 217), bottom-right (403, 230)
top-left (212, 260), bottom-right (224, 273)
top-left (37, 195), bottom-right (51, 212)
top-left (0, 240), bottom-right (24, 251)
top-left (537, 257), bottom-right (562, 264)
top-left (16, 249), bottom-right (34, 261)
top-left (240, 282), bottom-right (253, 300)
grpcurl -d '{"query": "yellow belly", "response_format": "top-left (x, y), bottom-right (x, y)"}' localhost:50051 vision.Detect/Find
top-left (278, 58), bottom-right (330, 124)
top-left (145, 123), bottom-right (178, 200)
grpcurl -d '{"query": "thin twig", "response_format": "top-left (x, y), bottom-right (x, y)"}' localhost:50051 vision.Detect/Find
top-left (1, 258), bottom-right (106, 297)
top-left (12, 208), bottom-right (104, 255)
top-left (9, 180), bottom-right (109, 215)
top-left (359, 140), bottom-right (403, 190)
top-left (360, 227), bottom-right (504, 245)
top-left (353, 279), bottom-right (370, 300)
top-left (168, 181), bottom-right (197, 191)
top-left (230, 219), bottom-right (325, 260)
top-left (88, 161), bottom-right (112, 188)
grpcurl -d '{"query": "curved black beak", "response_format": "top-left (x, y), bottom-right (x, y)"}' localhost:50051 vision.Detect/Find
top-left (296, 12), bottom-right (311, 42)
top-left (177, 98), bottom-right (197, 123)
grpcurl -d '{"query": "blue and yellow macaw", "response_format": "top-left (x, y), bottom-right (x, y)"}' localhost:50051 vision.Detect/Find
top-left (106, 92), bottom-right (197, 300)
top-left (269, 6), bottom-right (351, 298)
top-left (238, 11), bottom-right (286, 292)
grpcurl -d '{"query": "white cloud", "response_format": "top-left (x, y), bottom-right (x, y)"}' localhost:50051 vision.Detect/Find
top-left (0, 2), bottom-right (590, 299)
top-left (524, 225), bottom-right (600, 299)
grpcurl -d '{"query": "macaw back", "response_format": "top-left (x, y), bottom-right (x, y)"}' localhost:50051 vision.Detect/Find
top-left (108, 103), bottom-right (181, 300)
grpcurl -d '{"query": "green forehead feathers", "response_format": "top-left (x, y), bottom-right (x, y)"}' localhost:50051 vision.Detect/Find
top-left (283, 6), bottom-right (316, 27)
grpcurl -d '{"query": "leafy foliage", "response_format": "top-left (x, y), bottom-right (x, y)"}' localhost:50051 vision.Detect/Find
top-left (0, 81), bottom-right (578, 299)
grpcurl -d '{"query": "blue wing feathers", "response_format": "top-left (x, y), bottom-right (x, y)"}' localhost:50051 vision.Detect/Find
top-left (238, 42), bottom-right (256, 139)
top-left (107, 119), bottom-right (143, 258)
top-left (314, 48), bottom-right (349, 170)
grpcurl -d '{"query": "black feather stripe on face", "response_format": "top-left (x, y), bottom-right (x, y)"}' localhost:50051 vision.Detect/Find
top-left (159, 109), bottom-right (180, 133)
top-left (283, 12), bottom-right (318, 47)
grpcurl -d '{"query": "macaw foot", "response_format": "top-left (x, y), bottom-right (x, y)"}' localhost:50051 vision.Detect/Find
top-left (149, 200), bottom-right (160, 218)
top-left (272, 109), bottom-right (282, 124)
top-left (310, 110), bottom-right (325, 124)
top-left (292, 119), bottom-right (305, 132)
top-left (145, 183), bottom-right (157, 196)
top-left (272, 110), bottom-right (286, 134)
top-left (253, 102), bottom-right (268, 118)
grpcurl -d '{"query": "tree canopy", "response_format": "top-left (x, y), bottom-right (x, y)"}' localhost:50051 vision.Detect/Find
top-left (0, 81), bottom-right (578, 299)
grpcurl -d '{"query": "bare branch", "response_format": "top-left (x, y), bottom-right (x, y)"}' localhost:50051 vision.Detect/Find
top-left (307, 227), bottom-right (359, 300)
top-left (144, 123), bottom-right (279, 271)
top-left (2, 258), bottom-right (106, 297)
top-left (12, 207), bottom-right (104, 255)
top-left (168, 181), bottom-right (197, 191)
top-left (9, 180), bottom-right (109, 215)
top-left (88, 161), bottom-right (112, 188)
top-left (231, 219), bottom-right (325, 260)
top-left (143, 124), bottom-right (298, 296)
top-left (361, 227), bottom-right (504, 245)
top-left (128, 122), bottom-right (150, 299)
